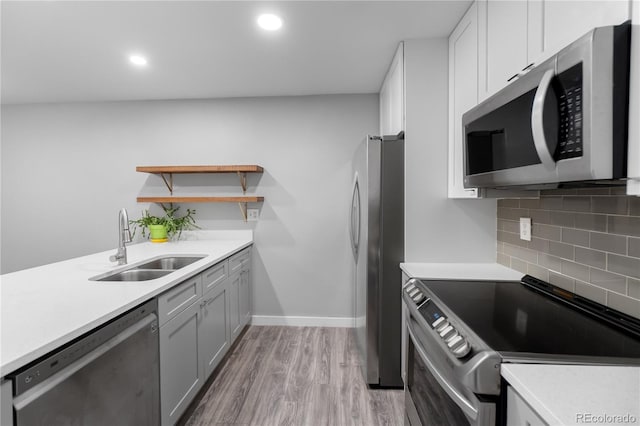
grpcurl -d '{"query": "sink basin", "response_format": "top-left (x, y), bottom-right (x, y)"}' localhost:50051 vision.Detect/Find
top-left (133, 256), bottom-right (205, 271)
top-left (95, 269), bottom-right (172, 282)
top-left (91, 254), bottom-right (206, 282)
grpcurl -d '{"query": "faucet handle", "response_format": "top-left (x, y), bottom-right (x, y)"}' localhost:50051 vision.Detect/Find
top-left (109, 254), bottom-right (119, 262)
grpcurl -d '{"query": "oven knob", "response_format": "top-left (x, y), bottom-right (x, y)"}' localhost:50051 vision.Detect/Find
top-left (412, 293), bottom-right (426, 304)
top-left (447, 334), bottom-right (463, 348)
top-left (445, 331), bottom-right (460, 344)
top-left (405, 283), bottom-right (416, 292)
top-left (439, 325), bottom-right (455, 340)
top-left (431, 316), bottom-right (446, 329)
top-left (435, 320), bottom-right (450, 333)
top-left (452, 340), bottom-right (471, 358)
top-left (408, 288), bottom-right (420, 298)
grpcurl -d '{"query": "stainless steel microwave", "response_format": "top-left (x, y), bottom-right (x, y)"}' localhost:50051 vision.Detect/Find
top-left (462, 22), bottom-right (631, 190)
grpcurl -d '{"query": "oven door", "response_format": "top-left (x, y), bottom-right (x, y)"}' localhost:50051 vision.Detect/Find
top-left (405, 313), bottom-right (495, 426)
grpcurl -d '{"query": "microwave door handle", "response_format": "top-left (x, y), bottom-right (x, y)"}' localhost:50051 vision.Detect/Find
top-left (531, 69), bottom-right (557, 171)
top-left (406, 323), bottom-right (479, 421)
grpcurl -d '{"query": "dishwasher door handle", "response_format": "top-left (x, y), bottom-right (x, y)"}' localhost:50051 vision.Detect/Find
top-left (13, 313), bottom-right (156, 410)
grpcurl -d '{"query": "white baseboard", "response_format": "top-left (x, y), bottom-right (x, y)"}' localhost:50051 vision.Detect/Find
top-left (250, 315), bottom-right (353, 327)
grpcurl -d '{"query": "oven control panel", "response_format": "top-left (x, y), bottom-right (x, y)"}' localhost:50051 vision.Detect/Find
top-left (404, 281), bottom-right (471, 358)
top-left (404, 280), bottom-right (427, 305)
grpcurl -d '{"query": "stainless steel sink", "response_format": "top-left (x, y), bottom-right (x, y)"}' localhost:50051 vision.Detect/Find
top-left (133, 256), bottom-right (205, 271)
top-left (91, 254), bottom-right (206, 282)
top-left (95, 269), bottom-right (173, 282)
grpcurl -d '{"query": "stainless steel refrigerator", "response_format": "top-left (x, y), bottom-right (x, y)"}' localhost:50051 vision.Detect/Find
top-left (349, 133), bottom-right (404, 388)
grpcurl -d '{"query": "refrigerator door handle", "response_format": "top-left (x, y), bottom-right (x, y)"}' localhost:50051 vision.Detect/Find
top-left (350, 178), bottom-right (360, 258)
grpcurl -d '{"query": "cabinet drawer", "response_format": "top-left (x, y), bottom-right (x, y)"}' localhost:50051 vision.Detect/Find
top-left (229, 248), bottom-right (250, 274)
top-left (507, 386), bottom-right (547, 426)
top-left (202, 261), bottom-right (227, 294)
top-left (158, 275), bottom-right (203, 326)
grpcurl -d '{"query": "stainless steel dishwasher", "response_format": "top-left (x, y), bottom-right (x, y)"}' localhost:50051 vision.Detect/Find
top-left (9, 299), bottom-right (160, 426)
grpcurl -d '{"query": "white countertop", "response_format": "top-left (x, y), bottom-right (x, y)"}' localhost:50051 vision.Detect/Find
top-left (502, 364), bottom-right (640, 426)
top-left (0, 230), bottom-right (252, 376)
top-left (400, 262), bottom-right (523, 281)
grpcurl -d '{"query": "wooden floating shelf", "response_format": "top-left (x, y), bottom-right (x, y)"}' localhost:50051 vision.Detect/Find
top-left (136, 164), bottom-right (264, 194)
top-left (136, 165), bottom-right (264, 174)
top-left (136, 165), bottom-right (265, 221)
top-left (137, 196), bottom-right (264, 203)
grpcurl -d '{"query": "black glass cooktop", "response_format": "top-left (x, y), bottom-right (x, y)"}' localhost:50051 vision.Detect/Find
top-left (421, 277), bottom-right (640, 360)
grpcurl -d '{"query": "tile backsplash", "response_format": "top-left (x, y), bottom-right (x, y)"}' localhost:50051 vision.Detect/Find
top-left (496, 187), bottom-right (640, 319)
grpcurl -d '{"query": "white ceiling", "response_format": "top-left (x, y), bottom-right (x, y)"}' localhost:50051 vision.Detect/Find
top-left (1, 1), bottom-right (471, 104)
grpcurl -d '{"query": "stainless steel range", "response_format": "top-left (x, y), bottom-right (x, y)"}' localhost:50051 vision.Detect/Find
top-left (402, 275), bottom-right (640, 426)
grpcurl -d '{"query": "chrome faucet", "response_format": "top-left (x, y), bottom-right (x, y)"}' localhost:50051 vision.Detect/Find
top-left (110, 208), bottom-right (132, 265)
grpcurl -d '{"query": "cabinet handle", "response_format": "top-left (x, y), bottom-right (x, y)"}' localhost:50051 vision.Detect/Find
top-left (200, 300), bottom-right (206, 308)
top-left (522, 62), bottom-right (534, 72)
top-left (507, 73), bottom-right (519, 82)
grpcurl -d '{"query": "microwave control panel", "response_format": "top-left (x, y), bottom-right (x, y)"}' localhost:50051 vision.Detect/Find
top-left (556, 64), bottom-right (583, 160)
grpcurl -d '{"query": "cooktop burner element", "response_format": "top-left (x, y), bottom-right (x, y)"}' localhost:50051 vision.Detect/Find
top-left (420, 276), bottom-right (640, 362)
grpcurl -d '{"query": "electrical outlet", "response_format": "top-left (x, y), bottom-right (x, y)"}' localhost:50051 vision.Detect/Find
top-left (520, 217), bottom-right (531, 241)
top-left (247, 209), bottom-right (259, 221)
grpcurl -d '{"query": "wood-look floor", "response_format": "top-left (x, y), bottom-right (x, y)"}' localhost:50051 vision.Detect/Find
top-left (182, 326), bottom-right (404, 426)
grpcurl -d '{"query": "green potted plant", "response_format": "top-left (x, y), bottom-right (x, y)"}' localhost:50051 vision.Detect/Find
top-left (130, 205), bottom-right (199, 242)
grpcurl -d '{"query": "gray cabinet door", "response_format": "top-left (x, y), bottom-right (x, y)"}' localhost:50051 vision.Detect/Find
top-left (200, 282), bottom-right (229, 379)
top-left (202, 261), bottom-right (228, 294)
top-left (158, 274), bottom-right (203, 326)
top-left (239, 259), bottom-right (251, 328)
top-left (228, 271), bottom-right (242, 342)
top-left (160, 299), bottom-right (202, 426)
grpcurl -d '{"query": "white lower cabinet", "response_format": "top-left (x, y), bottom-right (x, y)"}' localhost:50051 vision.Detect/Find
top-left (159, 247), bottom-right (252, 426)
top-left (160, 299), bottom-right (203, 426)
top-left (507, 386), bottom-right (547, 426)
top-left (1, 379), bottom-right (13, 426)
top-left (400, 272), bottom-right (409, 385)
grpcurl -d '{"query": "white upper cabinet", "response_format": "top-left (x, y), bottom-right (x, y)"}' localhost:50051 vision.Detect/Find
top-left (478, 0), bottom-right (529, 101)
top-left (379, 43), bottom-right (404, 136)
top-left (447, 0), bottom-right (632, 198)
top-left (627, 0), bottom-right (640, 195)
top-left (477, 0), bottom-right (630, 100)
top-left (528, 0), bottom-right (631, 66)
top-left (448, 2), bottom-right (480, 198)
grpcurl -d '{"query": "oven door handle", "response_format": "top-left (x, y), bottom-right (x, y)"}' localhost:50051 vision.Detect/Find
top-left (407, 322), bottom-right (479, 421)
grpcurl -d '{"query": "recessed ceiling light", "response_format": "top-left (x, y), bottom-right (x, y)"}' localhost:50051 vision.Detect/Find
top-left (257, 14), bottom-right (282, 31)
top-left (129, 55), bottom-right (148, 67)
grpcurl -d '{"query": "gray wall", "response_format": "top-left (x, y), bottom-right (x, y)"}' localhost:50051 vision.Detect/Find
top-left (404, 38), bottom-right (496, 262)
top-left (1, 94), bottom-right (378, 320)
top-left (1, 40), bottom-right (502, 321)
top-left (497, 189), bottom-right (640, 319)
